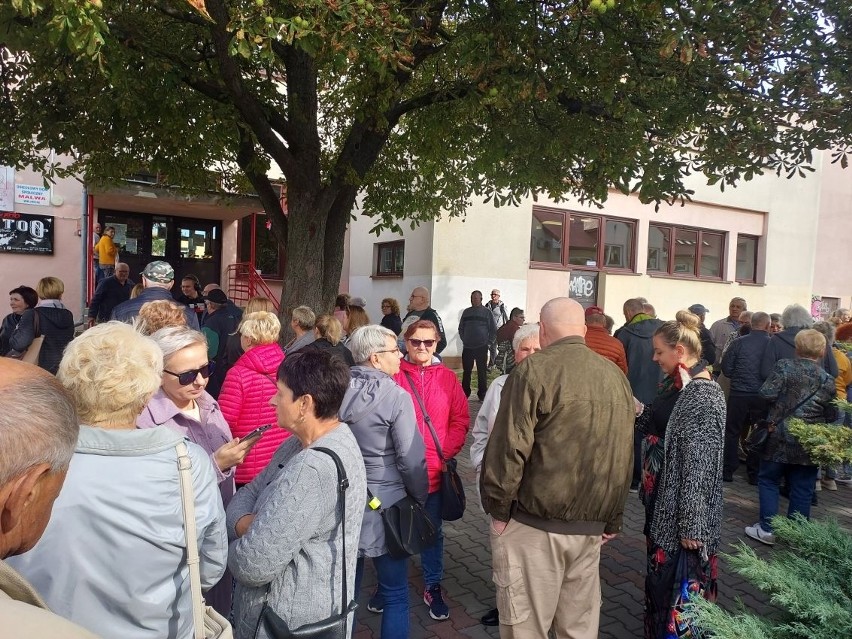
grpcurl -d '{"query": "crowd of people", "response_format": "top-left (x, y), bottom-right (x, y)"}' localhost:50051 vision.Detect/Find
top-left (2, 259), bottom-right (852, 639)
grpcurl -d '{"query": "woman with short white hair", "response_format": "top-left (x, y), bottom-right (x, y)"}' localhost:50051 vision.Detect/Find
top-left (8, 321), bottom-right (227, 639)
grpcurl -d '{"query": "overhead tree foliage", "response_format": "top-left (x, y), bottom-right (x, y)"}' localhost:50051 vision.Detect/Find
top-left (2, 0), bottom-right (852, 313)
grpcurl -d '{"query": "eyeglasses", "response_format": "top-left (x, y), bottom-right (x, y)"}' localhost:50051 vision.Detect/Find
top-left (164, 362), bottom-right (215, 386)
top-left (381, 304), bottom-right (392, 308)
top-left (375, 347), bottom-right (401, 355)
top-left (407, 339), bottom-right (436, 348)
top-left (491, 293), bottom-right (499, 297)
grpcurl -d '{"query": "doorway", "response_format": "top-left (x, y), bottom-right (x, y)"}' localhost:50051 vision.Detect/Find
top-left (98, 210), bottom-right (222, 291)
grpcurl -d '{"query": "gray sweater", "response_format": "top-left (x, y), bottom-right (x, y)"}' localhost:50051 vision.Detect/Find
top-left (226, 425), bottom-right (367, 639)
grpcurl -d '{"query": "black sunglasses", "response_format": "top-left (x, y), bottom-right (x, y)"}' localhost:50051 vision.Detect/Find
top-left (408, 338), bottom-right (436, 348)
top-left (164, 362), bottom-right (215, 386)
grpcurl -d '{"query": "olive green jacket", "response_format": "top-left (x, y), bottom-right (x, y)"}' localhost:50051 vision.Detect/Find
top-left (480, 335), bottom-right (635, 535)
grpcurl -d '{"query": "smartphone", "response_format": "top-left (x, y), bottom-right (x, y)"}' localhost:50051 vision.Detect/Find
top-left (242, 424), bottom-right (272, 442)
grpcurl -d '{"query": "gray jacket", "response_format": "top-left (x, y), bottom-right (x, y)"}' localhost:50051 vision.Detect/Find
top-left (226, 426), bottom-right (367, 639)
top-left (8, 426), bottom-right (227, 639)
top-left (339, 366), bottom-right (429, 557)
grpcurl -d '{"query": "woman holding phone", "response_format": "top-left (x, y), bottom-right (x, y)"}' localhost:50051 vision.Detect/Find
top-left (138, 324), bottom-right (258, 616)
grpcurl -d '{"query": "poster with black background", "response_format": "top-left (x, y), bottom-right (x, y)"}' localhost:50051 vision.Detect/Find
top-left (0, 211), bottom-right (54, 254)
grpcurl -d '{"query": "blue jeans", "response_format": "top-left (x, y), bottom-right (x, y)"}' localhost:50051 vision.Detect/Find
top-left (355, 554), bottom-right (410, 639)
top-left (758, 460), bottom-right (818, 532)
top-left (421, 491), bottom-right (444, 587)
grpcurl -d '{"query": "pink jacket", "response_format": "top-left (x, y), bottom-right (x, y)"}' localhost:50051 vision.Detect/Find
top-left (395, 357), bottom-right (470, 492)
top-left (218, 343), bottom-right (289, 484)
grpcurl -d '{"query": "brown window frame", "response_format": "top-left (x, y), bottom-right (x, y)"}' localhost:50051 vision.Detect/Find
top-left (647, 223), bottom-right (726, 281)
top-left (375, 240), bottom-right (405, 278)
top-left (735, 234), bottom-right (759, 284)
top-left (529, 206), bottom-right (637, 273)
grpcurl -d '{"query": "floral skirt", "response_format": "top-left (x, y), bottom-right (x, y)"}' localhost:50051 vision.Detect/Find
top-left (645, 539), bottom-right (718, 639)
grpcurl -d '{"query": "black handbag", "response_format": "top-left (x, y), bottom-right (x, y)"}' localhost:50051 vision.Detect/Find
top-left (367, 490), bottom-right (437, 559)
top-left (404, 372), bottom-right (467, 521)
top-left (254, 447), bottom-right (357, 639)
top-left (746, 386), bottom-right (821, 455)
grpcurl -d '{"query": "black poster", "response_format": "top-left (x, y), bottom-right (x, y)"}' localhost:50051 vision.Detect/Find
top-left (0, 211), bottom-right (54, 255)
top-left (568, 271), bottom-right (598, 309)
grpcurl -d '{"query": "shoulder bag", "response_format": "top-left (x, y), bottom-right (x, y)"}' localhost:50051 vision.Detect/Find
top-left (404, 372), bottom-right (466, 521)
top-left (7, 310), bottom-right (44, 364)
top-left (176, 442), bottom-right (234, 639)
top-left (366, 488), bottom-right (437, 559)
top-left (255, 446), bottom-right (357, 639)
top-left (746, 385), bottom-right (821, 455)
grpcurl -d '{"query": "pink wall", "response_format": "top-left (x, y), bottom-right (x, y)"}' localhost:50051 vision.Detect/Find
top-left (813, 159), bottom-right (852, 305)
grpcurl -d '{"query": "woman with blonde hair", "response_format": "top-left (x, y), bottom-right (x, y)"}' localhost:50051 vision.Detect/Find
top-left (219, 311), bottom-right (288, 487)
top-left (135, 300), bottom-right (188, 335)
top-left (225, 296), bottom-right (277, 369)
top-left (8, 276), bottom-right (74, 374)
top-left (8, 322), bottom-right (227, 638)
top-left (305, 314), bottom-right (355, 366)
top-left (643, 310), bottom-right (726, 639)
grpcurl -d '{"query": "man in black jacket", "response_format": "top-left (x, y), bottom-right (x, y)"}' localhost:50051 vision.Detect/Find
top-left (201, 288), bottom-right (240, 398)
top-left (110, 261), bottom-right (199, 330)
top-left (399, 287), bottom-right (447, 354)
top-left (721, 311), bottom-right (772, 483)
top-left (458, 290), bottom-right (496, 400)
top-left (87, 263), bottom-right (134, 326)
top-left (688, 303), bottom-right (717, 367)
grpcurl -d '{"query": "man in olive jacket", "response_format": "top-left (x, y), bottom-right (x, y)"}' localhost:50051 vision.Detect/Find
top-left (481, 297), bottom-right (634, 639)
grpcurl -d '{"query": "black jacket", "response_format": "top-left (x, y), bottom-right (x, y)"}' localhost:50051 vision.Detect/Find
top-left (617, 317), bottom-right (665, 404)
top-left (0, 312), bottom-right (22, 356)
top-left (9, 306), bottom-right (75, 375)
top-left (458, 305), bottom-right (496, 349)
top-left (699, 325), bottom-right (716, 366)
top-left (304, 338), bottom-right (356, 367)
top-left (760, 327), bottom-right (838, 382)
top-left (722, 330), bottom-right (771, 395)
top-left (380, 313), bottom-right (402, 335)
top-left (401, 307), bottom-right (447, 353)
top-left (88, 276), bottom-right (135, 322)
top-left (202, 307), bottom-right (240, 398)
top-left (111, 287), bottom-right (200, 330)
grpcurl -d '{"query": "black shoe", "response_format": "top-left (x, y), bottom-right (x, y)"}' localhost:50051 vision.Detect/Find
top-left (812, 493), bottom-right (818, 506)
top-left (481, 608), bottom-right (499, 627)
top-left (629, 482), bottom-right (639, 493)
top-left (723, 474), bottom-right (734, 483)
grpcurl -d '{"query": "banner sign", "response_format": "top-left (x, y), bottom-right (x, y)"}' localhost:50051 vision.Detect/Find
top-left (15, 183), bottom-right (51, 206)
top-left (0, 211), bottom-right (54, 254)
top-left (568, 271), bottom-right (598, 309)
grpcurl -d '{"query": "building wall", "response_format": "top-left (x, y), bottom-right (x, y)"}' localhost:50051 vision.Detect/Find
top-left (812, 157), bottom-right (852, 311)
top-left (0, 166), bottom-right (87, 320)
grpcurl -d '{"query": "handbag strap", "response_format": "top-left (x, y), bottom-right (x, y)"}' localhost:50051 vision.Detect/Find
top-left (777, 385), bottom-right (822, 424)
top-left (32, 308), bottom-right (41, 338)
top-left (403, 371), bottom-right (445, 462)
top-left (312, 447), bottom-right (349, 618)
top-left (176, 441), bottom-right (206, 639)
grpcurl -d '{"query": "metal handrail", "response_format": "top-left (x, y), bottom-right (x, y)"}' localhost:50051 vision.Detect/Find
top-left (226, 262), bottom-right (280, 312)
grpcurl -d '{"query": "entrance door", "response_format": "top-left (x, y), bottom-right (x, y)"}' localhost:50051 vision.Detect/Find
top-left (97, 210), bottom-right (221, 291)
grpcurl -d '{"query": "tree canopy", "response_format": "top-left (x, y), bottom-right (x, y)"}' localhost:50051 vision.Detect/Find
top-left (2, 0), bottom-right (851, 312)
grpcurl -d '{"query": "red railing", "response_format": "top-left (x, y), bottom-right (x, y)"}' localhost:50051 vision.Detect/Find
top-left (226, 262), bottom-right (280, 312)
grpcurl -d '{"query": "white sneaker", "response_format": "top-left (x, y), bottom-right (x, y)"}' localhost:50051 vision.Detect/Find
top-left (822, 478), bottom-right (838, 491)
top-left (744, 523), bottom-right (776, 546)
top-left (814, 479), bottom-right (822, 492)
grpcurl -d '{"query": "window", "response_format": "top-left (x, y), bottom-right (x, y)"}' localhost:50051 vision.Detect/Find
top-left (530, 207), bottom-right (635, 271)
top-left (735, 234), bottom-right (758, 283)
top-left (375, 241), bottom-right (404, 277)
top-left (648, 224), bottom-right (725, 280)
top-left (238, 213), bottom-right (282, 278)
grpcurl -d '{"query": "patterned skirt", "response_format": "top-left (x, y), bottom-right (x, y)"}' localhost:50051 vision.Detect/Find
top-left (645, 539), bottom-right (718, 639)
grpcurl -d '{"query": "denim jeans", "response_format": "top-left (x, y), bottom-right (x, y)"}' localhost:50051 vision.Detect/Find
top-left (758, 460), bottom-right (818, 532)
top-left (421, 491), bottom-right (444, 587)
top-left (355, 554), bottom-right (410, 639)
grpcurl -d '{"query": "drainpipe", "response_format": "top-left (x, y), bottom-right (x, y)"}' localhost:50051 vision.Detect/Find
top-left (80, 185), bottom-right (88, 324)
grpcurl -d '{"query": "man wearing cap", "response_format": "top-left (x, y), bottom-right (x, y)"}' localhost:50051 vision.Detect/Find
top-left (110, 261), bottom-right (200, 330)
top-left (485, 289), bottom-right (508, 368)
top-left (584, 306), bottom-right (628, 374)
top-left (688, 304), bottom-right (717, 367)
top-left (87, 263), bottom-right (134, 327)
top-left (201, 288), bottom-right (240, 398)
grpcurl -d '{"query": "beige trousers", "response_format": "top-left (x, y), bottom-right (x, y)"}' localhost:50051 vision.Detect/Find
top-left (490, 519), bottom-right (602, 639)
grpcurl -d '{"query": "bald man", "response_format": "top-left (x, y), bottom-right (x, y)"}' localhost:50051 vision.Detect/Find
top-left (399, 286), bottom-right (447, 354)
top-left (0, 360), bottom-right (99, 638)
top-left (481, 298), bottom-right (634, 639)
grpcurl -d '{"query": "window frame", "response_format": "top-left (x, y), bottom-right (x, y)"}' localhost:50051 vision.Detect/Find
top-left (734, 233), bottom-right (759, 284)
top-left (374, 240), bottom-right (405, 278)
top-left (529, 206), bottom-right (637, 273)
top-left (238, 212), bottom-right (284, 280)
top-left (647, 222), bottom-right (727, 281)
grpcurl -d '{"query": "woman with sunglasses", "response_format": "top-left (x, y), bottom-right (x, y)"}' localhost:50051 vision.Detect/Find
top-left (138, 325), bottom-right (258, 616)
top-left (390, 319), bottom-right (469, 621)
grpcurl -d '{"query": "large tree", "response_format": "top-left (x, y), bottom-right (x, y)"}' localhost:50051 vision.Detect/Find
top-left (2, 0), bottom-right (851, 313)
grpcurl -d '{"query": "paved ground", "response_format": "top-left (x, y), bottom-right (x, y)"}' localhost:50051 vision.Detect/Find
top-left (353, 398), bottom-right (852, 638)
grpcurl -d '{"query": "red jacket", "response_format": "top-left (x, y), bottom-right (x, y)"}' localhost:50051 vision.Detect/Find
top-left (219, 342), bottom-right (288, 484)
top-left (584, 325), bottom-right (629, 375)
top-left (394, 357), bottom-right (470, 492)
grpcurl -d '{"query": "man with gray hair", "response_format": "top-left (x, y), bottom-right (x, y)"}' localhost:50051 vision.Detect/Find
top-left (399, 287), bottom-right (447, 354)
top-left (284, 305), bottom-right (316, 355)
top-left (0, 360), bottom-right (98, 637)
top-left (760, 304), bottom-right (838, 382)
top-left (710, 297), bottom-right (747, 362)
top-left (110, 260), bottom-right (199, 329)
top-left (482, 298), bottom-right (634, 638)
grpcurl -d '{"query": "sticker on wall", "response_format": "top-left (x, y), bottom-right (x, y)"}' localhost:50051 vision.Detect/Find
top-left (0, 211), bottom-right (54, 254)
top-left (14, 183), bottom-right (51, 207)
